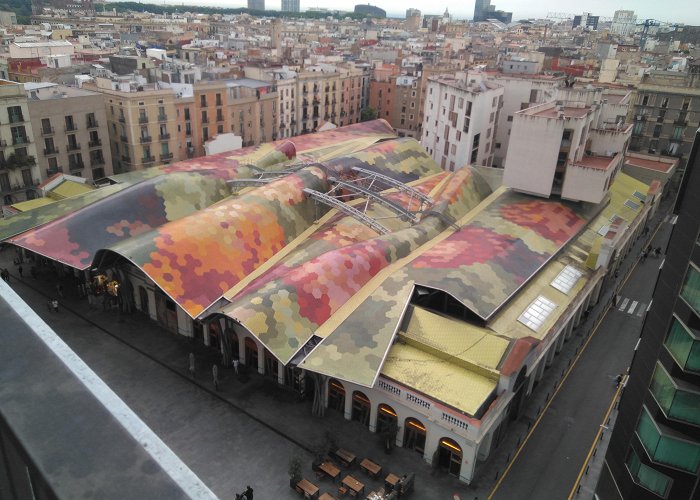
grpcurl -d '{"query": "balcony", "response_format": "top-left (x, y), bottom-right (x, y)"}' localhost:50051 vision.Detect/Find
top-left (9, 114), bottom-right (24, 124)
top-left (91, 159), bottom-right (105, 168)
top-left (216, 115), bottom-right (224, 123)
top-left (159, 133), bottom-right (171, 141)
top-left (650, 362), bottom-right (700, 426)
top-left (46, 166), bottom-right (63, 177)
top-left (65, 123), bottom-right (77, 132)
top-left (43, 146), bottom-right (59, 155)
top-left (157, 114), bottom-right (167, 122)
top-left (66, 143), bottom-right (81, 152)
top-left (138, 115), bottom-right (149, 124)
top-left (41, 127), bottom-right (55, 136)
top-left (118, 116), bottom-right (126, 123)
top-left (636, 406), bottom-right (700, 473)
top-left (0, 155), bottom-right (35, 171)
top-left (87, 120), bottom-right (99, 129)
top-left (142, 156), bottom-right (156, 164)
top-left (160, 152), bottom-right (173, 161)
top-left (120, 135), bottom-right (128, 143)
top-left (201, 117), bottom-right (209, 124)
top-left (121, 155), bottom-right (132, 163)
top-left (88, 139), bottom-right (102, 148)
top-left (140, 136), bottom-right (152, 144)
top-left (69, 161), bottom-right (84, 171)
top-left (12, 136), bottom-right (29, 146)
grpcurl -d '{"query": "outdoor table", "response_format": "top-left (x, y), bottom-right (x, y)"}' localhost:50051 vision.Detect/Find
top-left (342, 474), bottom-right (365, 496)
top-left (319, 493), bottom-right (336, 500)
top-left (334, 448), bottom-right (357, 466)
top-left (320, 461), bottom-right (341, 481)
top-left (296, 478), bottom-right (320, 499)
top-left (384, 473), bottom-right (400, 490)
top-left (359, 458), bottom-right (382, 478)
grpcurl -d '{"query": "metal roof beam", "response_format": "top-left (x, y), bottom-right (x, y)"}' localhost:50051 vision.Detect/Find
top-left (303, 188), bottom-right (390, 235)
top-left (328, 177), bottom-right (419, 223)
top-left (350, 166), bottom-right (433, 205)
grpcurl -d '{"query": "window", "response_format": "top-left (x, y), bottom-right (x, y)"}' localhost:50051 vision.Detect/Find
top-left (681, 264), bottom-right (700, 317)
top-left (625, 448), bottom-right (671, 498)
top-left (665, 316), bottom-right (700, 373)
top-left (673, 126), bottom-right (684, 141)
top-left (7, 105), bottom-right (23, 123)
top-left (650, 362), bottom-right (700, 425)
top-left (653, 124), bottom-right (662, 138)
top-left (41, 118), bottom-right (52, 133)
top-left (200, 95), bottom-right (207, 107)
top-left (636, 406), bottom-right (700, 473)
top-left (507, 115), bottom-right (513, 122)
top-left (518, 296), bottom-right (557, 331)
top-left (660, 97), bottom-right (669, 108)
top-left (184, 108), bottom-right (190, 121)
top-left (65, 115), bottom-right (76, 131)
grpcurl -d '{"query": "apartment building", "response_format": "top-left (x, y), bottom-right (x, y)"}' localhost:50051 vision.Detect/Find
top-left (0, 80), bottom-right (39, 206)
top-left (596, 128), bottom-right (700, 500)
top-left (84, 78), bottom-right (178, 173)
top-left (485, 72), bottom-right (565, 167)
top-left (247, 64), bottom-right (369, 138)
top-left (504, 87), bottom-right (632, 204)
top-left (26, 83), bottom-right (113, 182)
top-left (628, 65), bottom-right (700, 175)
top-left (421, 72), bottom-right (504, 171)
top-left (188, 78), bottom-right (277, 156)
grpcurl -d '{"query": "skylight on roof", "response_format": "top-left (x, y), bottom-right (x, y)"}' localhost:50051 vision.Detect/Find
top-left (551, 265), bottom-right (583, 294)
top-left (597, 224), bottom-right (610, 236)
top-left (624, 199), bottom-right (641, 210)
top-left (518, 296), bottom-right (557, 332)
top-left (609, 213), bottom-right (619, 222)
top-left (632, 190), bottom-right (647, 201)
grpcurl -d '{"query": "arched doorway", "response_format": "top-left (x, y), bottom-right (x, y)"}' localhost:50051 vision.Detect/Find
top-left (208, 322), bottom-right (220, 351)
top-left (138, 286), bottom-right (149, 315)
top-left (351, 391), bottom-right (371, 428)
top-left (403, 417), bottom-right (426, 454)
top-left (437, 437), bottom-right (462, 477)
top-left (328, 379), bottom-right (345, 412)
top-left (376, 404), bottom-right (398, 435)
top-left (244, 337), bottom-right (258, 369)
top-left (264, 349), bottom-right (278, 379)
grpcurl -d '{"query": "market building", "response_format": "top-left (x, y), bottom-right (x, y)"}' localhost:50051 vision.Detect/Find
top-left (0, 118), bottom-right (661, 484)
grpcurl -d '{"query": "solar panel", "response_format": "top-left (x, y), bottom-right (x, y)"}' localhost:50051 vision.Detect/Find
top-left (518, 296), bottom-right (557, 331)
top-left (624, 199), bottom-right (640, 210)
top-left (551, 265), bottom-right (583, 294)
top-left (632, 190), bottom-right (647, 201)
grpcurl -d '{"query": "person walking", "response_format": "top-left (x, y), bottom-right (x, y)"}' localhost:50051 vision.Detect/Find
top-left (17, 265), bottom-right (23, 278)
top-left (189, 352), bottom-right (195, 378)
top-left (244, 485), bottom-right (253, 500)
top-left (233, 358), bottom-right (239, 375)
top-left (212, 364), bottom-right (219, 391)
top-left (51, 299), bottom-right (59, 313)
top-left (1, 268), bottom-right (10, 283)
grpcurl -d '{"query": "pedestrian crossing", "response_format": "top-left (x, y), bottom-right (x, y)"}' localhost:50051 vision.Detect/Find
top-left (616, 297), bottom-right (647, 317)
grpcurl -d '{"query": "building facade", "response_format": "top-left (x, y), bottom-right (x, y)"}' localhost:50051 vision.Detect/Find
top-left (281, 0), bottom-right (300, 12)
top-left (628, 66), bottom-right (700, 177)
top-left (84, 78), bottom-right (179, 173)
top-left (26, 83), bottom-right (113, 182)
top-left (596, 129), bottom-right (700, 499)
top-left (421, 72), bottom-right (504, 170)
top-left (0, 80), bottom-right (39, 206)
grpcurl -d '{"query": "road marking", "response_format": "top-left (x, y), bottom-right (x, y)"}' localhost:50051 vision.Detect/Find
top-left (628, 301), bottom-right (638, 314)
top-left (618, 298), bottom-right (629, 311)
top-left (567, 377), bottom-right (625, 500)
top-left (637, 304), bottom-right (646, 317)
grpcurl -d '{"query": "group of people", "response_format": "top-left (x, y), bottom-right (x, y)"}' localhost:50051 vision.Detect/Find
top-left (0, 268), bottom-right (10, 283)
top-left (642, 245), bottom-right (663, 261)
top-left (234, 486), bottom-right (253, 500)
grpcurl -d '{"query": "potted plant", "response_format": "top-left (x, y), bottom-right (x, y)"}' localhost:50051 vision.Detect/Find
top-left (288, 454), bottom-right (302, 488)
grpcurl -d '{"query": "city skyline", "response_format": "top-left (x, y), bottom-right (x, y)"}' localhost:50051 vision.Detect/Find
top-left (143, 0), bottom-right (700, 24)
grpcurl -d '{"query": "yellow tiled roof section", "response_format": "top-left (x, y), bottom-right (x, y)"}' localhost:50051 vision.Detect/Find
top-left (381, 342), bottom-right (497, 416)
top-left (576, 172), bottom-right (648, 252)
top-left (401, 307), bottom-right (510, 371)
top-left (10, 197), bottom-right (55, 212)
top-left (488, 257), bottom-right (588, 340)
top-left (49, 180), bottom-right (95, 200)
top-left (299, 136), bottom-right (391, 160)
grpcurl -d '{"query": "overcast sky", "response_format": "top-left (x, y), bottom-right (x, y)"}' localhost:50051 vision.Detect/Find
top-left (176, 0), bottom-right (698, 24)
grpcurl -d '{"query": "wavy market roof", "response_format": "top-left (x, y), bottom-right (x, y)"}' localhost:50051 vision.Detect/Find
top-left (300, 187), bottom-right (602, 387)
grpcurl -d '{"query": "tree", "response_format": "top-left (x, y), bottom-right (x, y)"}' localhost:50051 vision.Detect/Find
top-left (360, 107), bottom-right (377, 122)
